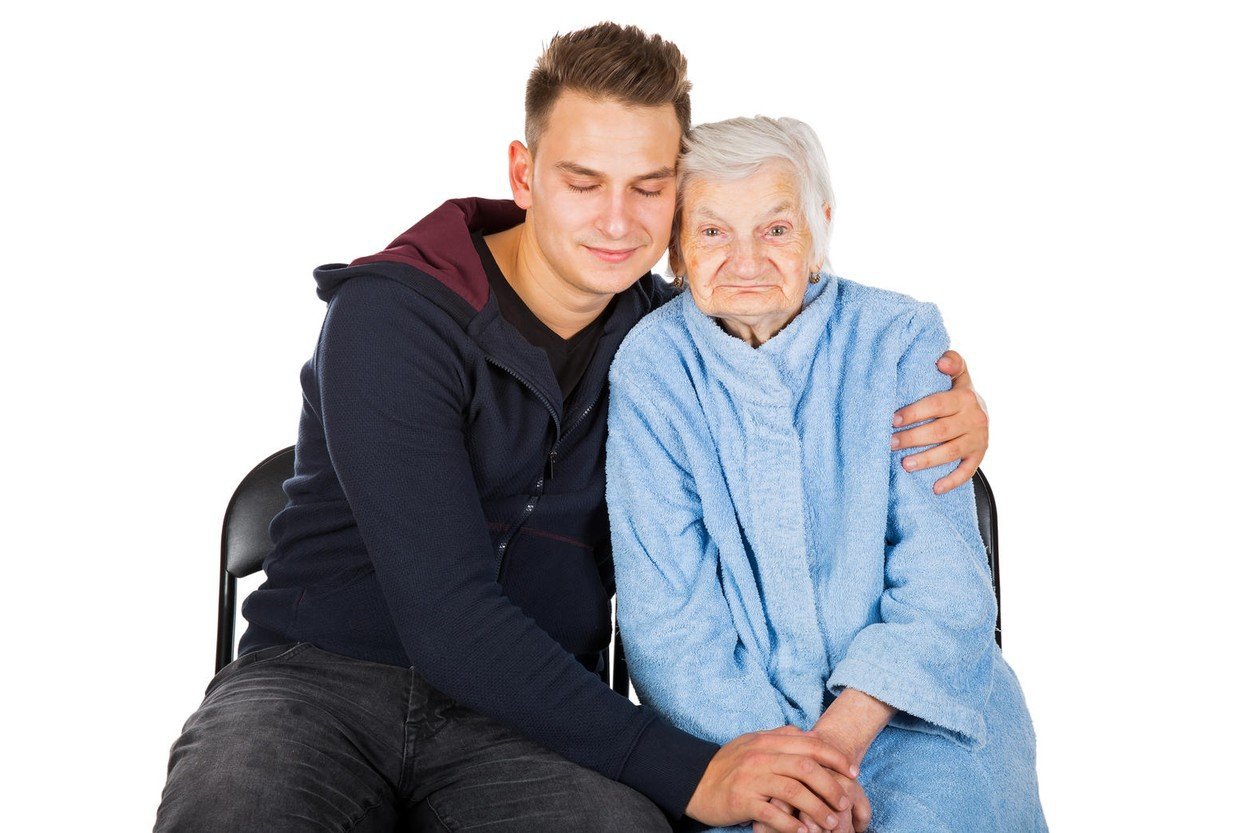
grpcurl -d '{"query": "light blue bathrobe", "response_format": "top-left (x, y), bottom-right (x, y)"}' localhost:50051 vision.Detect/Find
top-left (606, 275), bottom-right (1046, 832)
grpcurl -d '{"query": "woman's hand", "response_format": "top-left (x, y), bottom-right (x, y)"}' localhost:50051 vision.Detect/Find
top-left (686, 726), bottom-right (858, 833)
top-left (754, 770), bottom-right (869, 832)
top-left (890, 348), bottom-right (989, 494)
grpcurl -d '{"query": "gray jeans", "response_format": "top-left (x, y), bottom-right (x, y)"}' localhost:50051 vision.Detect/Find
top-left (154, 643), bottom-right (672, 832)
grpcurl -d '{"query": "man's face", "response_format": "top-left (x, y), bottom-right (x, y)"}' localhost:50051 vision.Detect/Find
top-left (512, 91), bottom-right (682, 299)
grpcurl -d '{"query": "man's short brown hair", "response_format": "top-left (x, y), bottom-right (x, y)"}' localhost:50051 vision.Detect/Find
top-left (525, 22), bottom-right (692, 154)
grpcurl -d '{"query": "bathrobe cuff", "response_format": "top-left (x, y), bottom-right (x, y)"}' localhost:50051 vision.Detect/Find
top-left (618, 713), bottom-right (721, 821)
top-left (826, 656), bottom-right (988, 750)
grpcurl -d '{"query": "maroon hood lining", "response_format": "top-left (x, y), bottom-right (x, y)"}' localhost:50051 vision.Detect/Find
top-left (350, 197), bottom-right (526, 312)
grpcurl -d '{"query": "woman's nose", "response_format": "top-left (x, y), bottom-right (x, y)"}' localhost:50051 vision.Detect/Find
top-left (726, 238), bottom-right (767, 279)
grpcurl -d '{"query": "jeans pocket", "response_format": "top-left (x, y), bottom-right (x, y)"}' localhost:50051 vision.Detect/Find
top-left (204, 642), bottom-right (311, 697)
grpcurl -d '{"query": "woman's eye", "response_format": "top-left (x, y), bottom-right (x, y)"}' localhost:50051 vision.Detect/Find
top-left (767, 225), bottom-right (788, 237)
top-left (701, 228), bottom-right (721, 237)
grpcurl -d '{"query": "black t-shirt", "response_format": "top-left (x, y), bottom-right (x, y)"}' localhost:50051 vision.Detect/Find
top-left (472, 231), bottom-right (616, 410)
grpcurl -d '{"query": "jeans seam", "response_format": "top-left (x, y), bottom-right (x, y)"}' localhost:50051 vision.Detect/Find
top-left (203, 642), bottom-right (313, 697)
top-left (342, 794), bottom-right (389, 833)
top-left (421, 798), bottom-right (455, 832)
top-left (399, 666), bottom-right (417, 795)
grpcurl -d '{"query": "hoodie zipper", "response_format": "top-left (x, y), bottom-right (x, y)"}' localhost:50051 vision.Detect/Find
top-left (498, 386), bottom-right (605, 569)
top-left (482, 357), bottom-right (608, 581)
top-left (546, 386), bottom-right (603, 481)
top-left (484, 356), bottom-right (561, 579)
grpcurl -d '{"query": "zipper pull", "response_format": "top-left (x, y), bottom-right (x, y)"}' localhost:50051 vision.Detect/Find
top-left (547, 449), bottom-right (557, 482)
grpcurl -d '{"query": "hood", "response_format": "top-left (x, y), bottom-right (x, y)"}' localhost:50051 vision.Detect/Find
top-left (314, 197), bottom-right (525, 311)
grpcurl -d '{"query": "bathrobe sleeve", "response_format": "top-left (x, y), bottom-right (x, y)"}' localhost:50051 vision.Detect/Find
top-left (825, 303), bottom-right (997, 750)
top-left (607, 372), bottom-right (792, 746)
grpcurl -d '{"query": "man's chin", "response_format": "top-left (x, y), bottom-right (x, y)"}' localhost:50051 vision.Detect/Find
top-left (589, 268), bottom-right (649, 295)
top-left (581, 256), bottom-right (655, 289)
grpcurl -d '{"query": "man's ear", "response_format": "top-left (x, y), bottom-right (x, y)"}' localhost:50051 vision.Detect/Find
top-left (508, 140), bottom-right (534, 210)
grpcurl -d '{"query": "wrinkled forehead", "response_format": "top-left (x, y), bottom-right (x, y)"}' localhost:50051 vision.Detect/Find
top-left (679, 159), bottom-right (806, 227)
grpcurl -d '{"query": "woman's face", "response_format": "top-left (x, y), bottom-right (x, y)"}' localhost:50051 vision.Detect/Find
top-left (678, 161), bottom-right (819, 343)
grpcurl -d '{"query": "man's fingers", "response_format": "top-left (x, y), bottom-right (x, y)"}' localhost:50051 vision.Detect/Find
top-left (752, 797), bottom-right (814, 833)
top-left (758, 774), bottom-right (839, 833)
top-left (901, 434), bottom-right (969, 473)
top-left (766, 757), bottom-right (851, 824)
top-left (892, 389), bottom-right (960, 428)
top-left (891, 414), bottom-right (960, 451)
top-left (799, 809), bottom-right (836, 833)
top-left (933, 451), bottom-right (984, 495)
top-left (754, 799), bottom-right (793, 833)
top-left (935, 349), bottom-right (966, 382)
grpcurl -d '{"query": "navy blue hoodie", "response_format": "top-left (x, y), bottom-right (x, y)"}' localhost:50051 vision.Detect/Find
top-left (239, 197), bottom-right (719, 819)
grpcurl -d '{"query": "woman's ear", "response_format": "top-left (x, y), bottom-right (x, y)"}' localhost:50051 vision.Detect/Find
top-left (808, 202), bottom-right (833, 274)
top-left (667, 208), bottom-right (687, 282)
top-left (667, 234), bottom-right (687, 285)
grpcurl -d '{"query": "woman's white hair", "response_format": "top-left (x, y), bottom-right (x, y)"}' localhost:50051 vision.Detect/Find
top-left (670, 115), bottom-right (835, 277)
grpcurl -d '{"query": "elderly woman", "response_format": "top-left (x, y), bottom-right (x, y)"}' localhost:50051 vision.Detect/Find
top-left (606, 117), bottom-right (1046, 833)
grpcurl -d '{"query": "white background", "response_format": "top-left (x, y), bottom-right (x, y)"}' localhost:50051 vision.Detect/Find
top-left (4, 1), bottom-right (1247, 829)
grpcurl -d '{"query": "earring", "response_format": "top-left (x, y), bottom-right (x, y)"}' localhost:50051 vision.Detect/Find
top-left (673, 274), bottom-right (686, 290)
top-left (808, 271), bottom-right (821, 284)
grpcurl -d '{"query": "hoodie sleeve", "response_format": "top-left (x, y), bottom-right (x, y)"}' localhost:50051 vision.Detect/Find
top-left (316, 276), bottom-right (718, 818)
top-left (825, 303), bottom-right (997, 750)
top-left (607, 369), bottom-right (793, 746)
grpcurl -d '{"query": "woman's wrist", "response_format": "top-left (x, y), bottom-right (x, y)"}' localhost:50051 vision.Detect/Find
top-left (813, 689), bottom-right (896, 766)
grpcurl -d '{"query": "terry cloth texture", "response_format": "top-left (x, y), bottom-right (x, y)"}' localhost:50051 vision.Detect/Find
top-left (607, 275), bottom-right (1047, 832)
top-left (238, 197), bottom-right (718, 820)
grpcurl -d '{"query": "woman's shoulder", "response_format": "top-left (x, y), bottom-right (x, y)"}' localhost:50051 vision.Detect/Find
top-left (835, 276), bottom-right (941, 326)
top-left (610, 293), bottom-right (697, 386)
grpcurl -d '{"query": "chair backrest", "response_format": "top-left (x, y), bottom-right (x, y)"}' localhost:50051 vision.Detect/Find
top-left (972, 469), bottom-right (1003, 648)
top-left (216, 446), bottom-right (296, 672)
top-left (216, 449), bottom-right (1002, 692)
top-left (610, 468), bottom-right (1003, 696)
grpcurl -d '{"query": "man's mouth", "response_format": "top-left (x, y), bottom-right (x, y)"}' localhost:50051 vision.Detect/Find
top-left (584, 245), bottom-right (641, 264)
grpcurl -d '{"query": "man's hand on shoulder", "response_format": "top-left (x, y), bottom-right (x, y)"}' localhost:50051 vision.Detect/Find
top-left (685, 726), bottom-right (859, 833)
top-left (890, 349), bottom-right (989, 494)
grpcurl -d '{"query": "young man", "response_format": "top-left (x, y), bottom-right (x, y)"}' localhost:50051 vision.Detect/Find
top-left (155, 23), bottom-right (989, 833)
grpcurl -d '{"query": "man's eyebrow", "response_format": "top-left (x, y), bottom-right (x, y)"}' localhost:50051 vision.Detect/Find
top-left (633, 166), bottom-right (676, 182)
top-left (554, 161), bottom-right (604, 178)
top-left (552, 162), bottom-right (676, 182)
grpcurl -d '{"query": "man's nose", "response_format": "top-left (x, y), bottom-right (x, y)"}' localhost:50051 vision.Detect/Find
top-left (594, 192), bottom-right (630, 240)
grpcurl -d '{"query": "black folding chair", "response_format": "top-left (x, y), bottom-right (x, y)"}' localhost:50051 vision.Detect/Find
top-left (216, 448), bottom-right (1002, 694)
top-left (215, 446), bottom-right (296, 673)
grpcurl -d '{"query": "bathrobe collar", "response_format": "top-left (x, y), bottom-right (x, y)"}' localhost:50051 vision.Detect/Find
top-left (679, 274), bottom-right (839, 405)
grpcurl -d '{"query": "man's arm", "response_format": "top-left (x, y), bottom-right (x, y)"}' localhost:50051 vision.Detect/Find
top-left (891, 349), bottom-right (989, 494)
